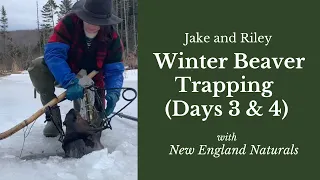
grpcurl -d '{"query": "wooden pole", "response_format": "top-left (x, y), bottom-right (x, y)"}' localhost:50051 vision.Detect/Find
top-left (0, 70), bottom-right (99, 140)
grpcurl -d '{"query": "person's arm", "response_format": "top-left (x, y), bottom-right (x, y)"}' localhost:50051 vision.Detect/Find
top-left (103, 29), bottom-right (125, 98)
top-left (44, 14), bottom-right (77, 89)
top-left (103, 29), bottom-right (125, 115)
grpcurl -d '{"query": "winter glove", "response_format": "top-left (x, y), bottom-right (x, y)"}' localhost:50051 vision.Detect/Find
top-left (105, 91), bottom-right (120, 116)
top-left (78, 75), bottom-right (94, 88)
top-left (66, 76), bottom-right (94, 101)
top-left (66, 78), bottom-right (83, 100)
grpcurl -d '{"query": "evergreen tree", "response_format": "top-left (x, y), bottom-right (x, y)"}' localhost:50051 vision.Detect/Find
top-left (40, 0), bottom-right (58, 47)
top-left (0, 5), bottom-right (8, 53)
top-left (41, 0), bottom-right (58, 29)
top-left (57, 0), bottom-right (73, 21)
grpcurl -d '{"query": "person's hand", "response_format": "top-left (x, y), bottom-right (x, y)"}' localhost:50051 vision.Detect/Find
top-left (105, 92), bottom-right (119, 116)
top-left (78, 75), bottom-right (94, 88)
top-left (66, 78), bottom-right (84, 100)
top-left (66, 76), bottom-right (94, 100)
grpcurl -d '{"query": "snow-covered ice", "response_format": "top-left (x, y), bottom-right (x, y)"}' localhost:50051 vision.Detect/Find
top-left (0, 70), bottom-right (138, 180)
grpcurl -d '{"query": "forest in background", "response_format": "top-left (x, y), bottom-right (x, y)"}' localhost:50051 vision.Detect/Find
top-left (0, 0), bottom-right (138, 76)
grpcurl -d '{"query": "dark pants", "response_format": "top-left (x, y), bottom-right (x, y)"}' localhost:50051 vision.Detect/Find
top-left (27, 56), bottom-right (58, 106)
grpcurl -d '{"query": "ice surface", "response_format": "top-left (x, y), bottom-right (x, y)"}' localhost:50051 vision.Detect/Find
top-left (0, 70), bottom-right (138, 180)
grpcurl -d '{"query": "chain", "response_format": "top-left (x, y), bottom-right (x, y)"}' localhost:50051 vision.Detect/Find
top-left (87, 86), bottom-right (137, 131)
top-left (49, 86), bottom-right (137, 141)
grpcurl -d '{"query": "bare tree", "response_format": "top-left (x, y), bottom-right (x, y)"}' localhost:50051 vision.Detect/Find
top-left (0, 0), bottom-right (139, 73)
top-left (36, 1), bottom-right (42, 55)
top-left (115, 0), bottom-right (119, 31)
top-left (132, 0), bottom-right (137, 49)
top-left (123, 0), bottom-right (129, 55)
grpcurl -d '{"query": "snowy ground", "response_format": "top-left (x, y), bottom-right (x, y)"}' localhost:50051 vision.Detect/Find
top-left (0, 70), bottom-right (138, 180)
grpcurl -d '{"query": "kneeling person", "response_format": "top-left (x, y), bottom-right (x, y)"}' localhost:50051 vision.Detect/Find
top-left (27, 0), bottom-right (124, 137)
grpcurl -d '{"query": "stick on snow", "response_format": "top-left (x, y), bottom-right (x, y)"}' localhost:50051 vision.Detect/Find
top-left (0, 70), bottom-right (99, 140)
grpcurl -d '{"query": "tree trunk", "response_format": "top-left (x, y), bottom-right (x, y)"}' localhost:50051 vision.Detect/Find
top-left (42, 30), bottom-right (46, 50)
top-left (116, 0), bottom-right (119, 31)
top-left (51, 4), bottom-right (55, 28)
top-left (132, 0), bottom-right (136, 49)
top-left (123, 0), bottom-right (129, 56)
top-left (3, 36), bottom-right (5, 53)
top-left (120, 0), bottom-right (123, 38)
top-left (36, 1), bottom-right (41, 55)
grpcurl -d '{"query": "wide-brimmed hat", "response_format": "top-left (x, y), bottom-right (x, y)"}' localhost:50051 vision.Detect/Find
top-left (71, 0), bottom-right (122, 26)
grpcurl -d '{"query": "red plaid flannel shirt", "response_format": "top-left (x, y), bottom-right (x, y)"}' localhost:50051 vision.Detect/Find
top-left (48, 13), bottom-right (124, 88)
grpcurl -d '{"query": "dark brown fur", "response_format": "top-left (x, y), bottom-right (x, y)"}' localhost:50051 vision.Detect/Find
top-left (62, 109), bottom-right (104, 158)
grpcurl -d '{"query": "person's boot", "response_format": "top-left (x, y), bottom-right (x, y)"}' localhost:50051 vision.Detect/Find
top-left (43, 105), bottom-right (63, 137)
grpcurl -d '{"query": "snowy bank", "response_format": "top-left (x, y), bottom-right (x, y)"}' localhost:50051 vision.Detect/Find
top-left (0, 69), bottom-right (138, 180)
